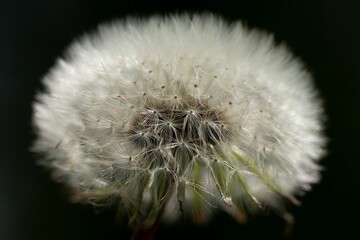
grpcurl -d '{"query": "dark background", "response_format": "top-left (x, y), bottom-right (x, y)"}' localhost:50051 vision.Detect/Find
top-left (1, 0), bottom-right (359, 239)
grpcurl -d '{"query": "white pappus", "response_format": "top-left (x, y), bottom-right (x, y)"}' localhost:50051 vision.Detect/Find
top-left (32, 14), bottom-right (326, 227)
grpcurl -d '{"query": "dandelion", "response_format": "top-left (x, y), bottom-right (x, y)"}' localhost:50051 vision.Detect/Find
top-left (32, 14), bottom-right (326, 234)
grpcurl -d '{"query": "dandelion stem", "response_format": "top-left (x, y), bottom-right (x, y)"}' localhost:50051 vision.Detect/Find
top-left (131, 204), bottom-right (165, 240)
top-left (131, 214), bottom-right (162, 240)
top-left (131, 176), bottom-right (172, 240)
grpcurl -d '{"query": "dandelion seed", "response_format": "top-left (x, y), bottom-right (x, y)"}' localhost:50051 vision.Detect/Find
top-left (32, 14), bottom-right (326, 230)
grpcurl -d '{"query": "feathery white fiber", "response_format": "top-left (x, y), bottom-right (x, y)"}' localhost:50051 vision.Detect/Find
top-left (33, 14), bottom-right (326, 226)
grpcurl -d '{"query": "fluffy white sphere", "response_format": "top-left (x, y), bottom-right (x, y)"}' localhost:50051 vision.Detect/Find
top-left (33, 14), bottom-right (326, 225)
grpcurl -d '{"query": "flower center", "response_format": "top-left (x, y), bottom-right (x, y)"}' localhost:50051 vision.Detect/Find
top-left (128, 98), bottom-right (229, 168)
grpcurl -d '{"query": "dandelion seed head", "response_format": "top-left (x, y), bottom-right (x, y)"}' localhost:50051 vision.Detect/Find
top-left (32, 14), bottom-right (326, 225)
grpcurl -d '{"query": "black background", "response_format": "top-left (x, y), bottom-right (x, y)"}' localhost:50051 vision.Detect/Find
top-left (1, 0), bottom-right (359, 239)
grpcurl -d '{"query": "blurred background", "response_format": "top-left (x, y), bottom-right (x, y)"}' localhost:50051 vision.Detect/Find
top-left (1, 0), bottom-right (359, 239)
